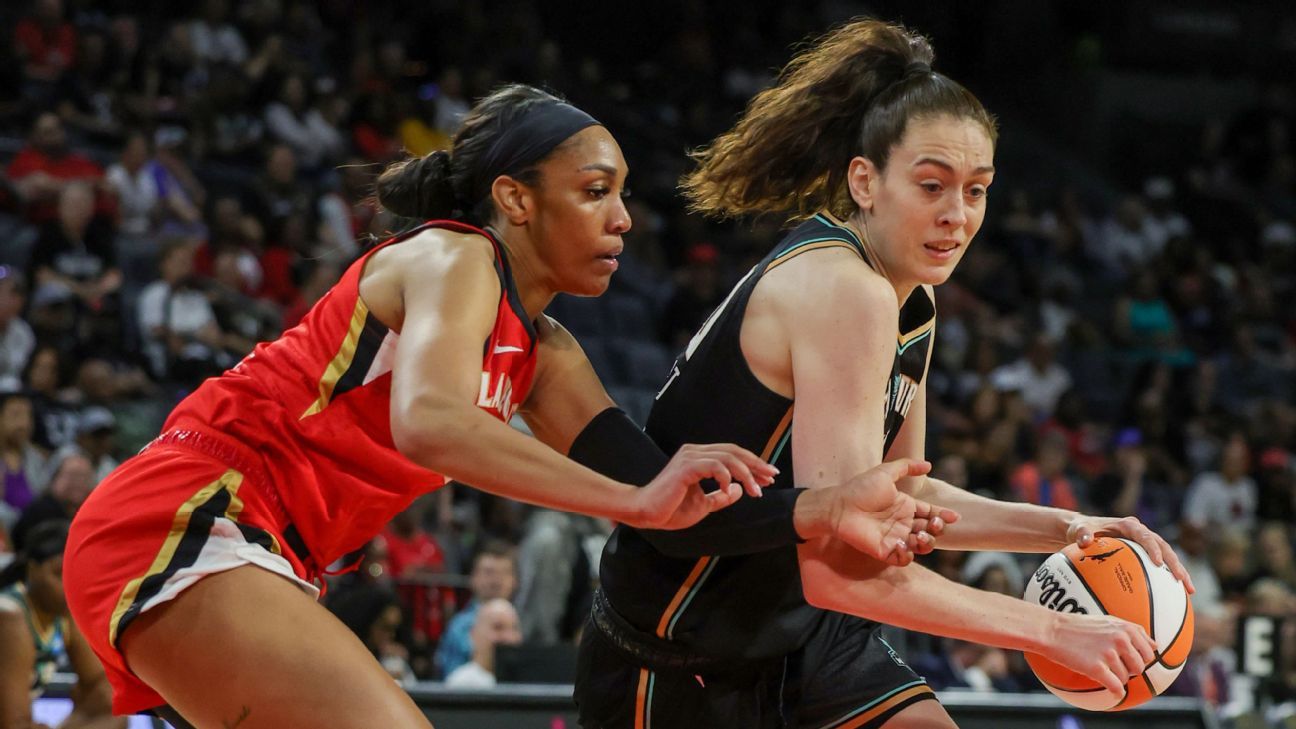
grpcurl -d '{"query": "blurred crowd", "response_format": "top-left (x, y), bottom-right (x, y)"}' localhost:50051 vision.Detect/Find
top-left (0, 0), bottom-right (1294, 725)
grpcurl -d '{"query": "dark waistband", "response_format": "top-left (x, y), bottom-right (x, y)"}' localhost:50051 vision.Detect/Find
top-left (590, 589), bottom-right (733, 673)
top-left (143, 427), bottom-right (314, 573)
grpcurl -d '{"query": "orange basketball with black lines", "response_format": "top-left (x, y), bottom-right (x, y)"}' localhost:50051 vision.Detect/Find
top-left (1022, 537), bottom-right (1194, 711)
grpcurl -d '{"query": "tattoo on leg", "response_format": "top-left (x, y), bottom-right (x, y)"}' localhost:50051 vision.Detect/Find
top-left (222, 706), bottom-right (252, 728)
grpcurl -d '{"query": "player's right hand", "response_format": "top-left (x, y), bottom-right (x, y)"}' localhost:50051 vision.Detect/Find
top-left (1043, 612), bottom-right (1158, 696)
top-left (631, 443), bottom-right (777, 531)
top-left (829, 459), bottom-right (958, 566)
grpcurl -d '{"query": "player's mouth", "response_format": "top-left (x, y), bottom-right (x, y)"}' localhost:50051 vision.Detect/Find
top-left (923, 240), bottom-right (961, 260)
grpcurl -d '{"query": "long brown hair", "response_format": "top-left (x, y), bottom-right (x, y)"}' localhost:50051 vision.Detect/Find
top-left (682, 19), bottom-right (997, 220)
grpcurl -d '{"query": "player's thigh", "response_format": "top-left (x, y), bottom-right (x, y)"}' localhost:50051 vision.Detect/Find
top-left (119, 565), bottom-right (432, 729)
top-left (879, 700), bottom-right (957, 729)
top-left (791, 615), bottom-right (941, 729)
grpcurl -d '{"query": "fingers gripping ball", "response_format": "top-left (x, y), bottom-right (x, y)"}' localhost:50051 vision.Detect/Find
top-left (1023, 537), bottom-right (1194, 711)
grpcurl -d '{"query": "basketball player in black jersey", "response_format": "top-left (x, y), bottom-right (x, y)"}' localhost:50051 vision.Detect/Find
top-left (571, 19), bottom-right (1195, 729)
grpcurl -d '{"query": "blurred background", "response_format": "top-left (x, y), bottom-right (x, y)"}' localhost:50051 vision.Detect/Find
top-left (0, 0), bottom-right (1293, 727)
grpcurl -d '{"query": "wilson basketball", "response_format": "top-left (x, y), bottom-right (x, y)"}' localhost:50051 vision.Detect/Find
top-left (1022, 536), bottom-right (1194, 711)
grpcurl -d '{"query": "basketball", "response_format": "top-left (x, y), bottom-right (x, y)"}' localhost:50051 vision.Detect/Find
top-left (1022, 536), bottom-right (1194, 711)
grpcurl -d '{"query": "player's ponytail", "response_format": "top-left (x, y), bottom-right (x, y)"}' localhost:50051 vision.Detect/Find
top-left (377, 84), bottom-right (600, 225)
top-left (682, 18), bottom-right (996, 220)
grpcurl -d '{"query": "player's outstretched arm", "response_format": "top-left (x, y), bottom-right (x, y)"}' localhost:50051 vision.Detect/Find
top-left (526, 316), bottom-right (948, 554)
top-left (797, 540), bottom-right (1156, 697)
top-left (388, 232), bottom-right (771, 530)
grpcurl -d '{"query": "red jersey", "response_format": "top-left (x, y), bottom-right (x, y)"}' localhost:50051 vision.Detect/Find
top-left (164, 220), bottom-right (538, 568)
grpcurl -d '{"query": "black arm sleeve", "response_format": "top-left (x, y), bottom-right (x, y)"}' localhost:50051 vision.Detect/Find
top-left (567, 407), bottom-right (806, 558)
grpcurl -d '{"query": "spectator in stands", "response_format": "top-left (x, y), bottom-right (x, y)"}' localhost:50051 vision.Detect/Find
top-left (54, 28), bottom-right (124, 144)
top-left (989, 334), bottom-right (1073, 420)
top-left (70, 406), bottom-right (118, 486)
top-left (146, 126), bottom-right (207, 238)
top-left (1088, 427), bottom-right (1178, 531)
top-left (660, 241), bottom-right (724, 351)
top-left (912, 639), bottom-right (1025, 693)
top-left (435, 540), bottom-right (517, 679)
top-left (514, 510), bottom-right (606, 646)
top-left (206, 245), bottom-right (278, 350)
top-left (29, 181), bottom-right (120, 316)
top-left (1183, 432), bottom-right (1258, 534)
top-left (1173, 521), bottom-right (1224, 619)
top-left (316, 157), bottom-right (379, 266)
top-left (1010, 431), bottom-right (1081, 511)
top-left (10, 449), bottom-right (91, 551)
top-left (14, 0), bottom-right (77, 98)
top-left (1113, 268), bottom-right (1193, 366)
top-left (21, 344), bottom-right (78, 451)
top-left (264, 74), bottom-right (346, 171)
top-left (0, 268), bottom-right (34, 385)
top-left (1210, 530), bottom-right (1255, 606)
top-left (248, 143), bottom-right (314, 225)
top-left (136, 238), bottom-right (228, 383)
top-left (381, 501), bottom-right (449, 675)
top-left (6, 112), bottom-right (104, 225)
top-left (1093, 195), bottom-right (1164, 275)
top-left (198, 66), bottom-right (265, 165)
top-left (328, 584), bottom-right (415, 687)
top-left (0, 519), bottom-right (124, 729)
top-left (443, 598), bottom-right (523, 689)
top-left (432, 68), bottom-right (470, 136)
top-left (1253, 522), bottom-right (1296, 592)
top-left (0, 390), bottom-right (48, 534)
top-left (189, 0), bottom-right (248, 69)
top-left (1256, 446), bottom-right (1295, 523)
top-left (281, 258), bottom-right (340, 330)
top-left (105, 132), bottom-right (160, 237)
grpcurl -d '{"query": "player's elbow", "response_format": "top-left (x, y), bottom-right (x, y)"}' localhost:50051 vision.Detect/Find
top-left (797, 552), bottom-right (840, 611)
top-left (390, 395), bottom-right (462, 466)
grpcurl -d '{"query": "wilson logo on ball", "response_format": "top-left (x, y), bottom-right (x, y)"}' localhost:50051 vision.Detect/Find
top-left (1031, 566), bottom-right (1089, 614)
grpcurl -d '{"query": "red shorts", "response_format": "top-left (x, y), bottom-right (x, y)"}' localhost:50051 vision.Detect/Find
top-left (64, 428), bottom-right (320, 716)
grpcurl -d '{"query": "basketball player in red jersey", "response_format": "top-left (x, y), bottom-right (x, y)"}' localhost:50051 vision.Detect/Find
top-left (63, 84), bottom-right (943, 729)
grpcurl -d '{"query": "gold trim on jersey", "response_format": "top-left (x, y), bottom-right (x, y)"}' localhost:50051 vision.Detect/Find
top-left (896, 317), bottom-right (935, 351)
top-left (764, 239), bottom-right (862, 274)
top-left (108, 469), bottom-right (245, 646)
top-left (651, 405), bottom-right (795, 642)
top-left (816, 210), bottom-right (867, 247)
top-left (823, 683), bottom-right (935, 729)
top-left (654, 556), bottom-right (713, 639)
top-left (300, 298), bottom-right (370, 419)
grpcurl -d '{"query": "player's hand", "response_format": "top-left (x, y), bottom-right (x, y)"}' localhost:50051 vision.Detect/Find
top-left (1066, 515), bottom-right (1195, 594)
top-left (1043, 612), bottom-right (1158, 696)
top-left (829, 459), bottom-right (958, 566)
top-left (632, 443), bottom-right (777, 530)
top-left (908, 496), bottom-right (959, 556)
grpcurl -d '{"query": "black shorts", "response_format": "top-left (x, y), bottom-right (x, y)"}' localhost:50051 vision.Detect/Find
top-left (574, 609), bottom-right (937, 729)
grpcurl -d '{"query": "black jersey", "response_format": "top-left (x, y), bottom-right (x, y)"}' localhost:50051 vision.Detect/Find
top-left (599, 212), bottom-right (936, 662)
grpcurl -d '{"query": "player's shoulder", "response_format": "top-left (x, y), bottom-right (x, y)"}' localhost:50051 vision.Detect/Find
top-left (766, 243), bottom-right (895, 308)
top-left (400, 226), bottom-right (497, 264)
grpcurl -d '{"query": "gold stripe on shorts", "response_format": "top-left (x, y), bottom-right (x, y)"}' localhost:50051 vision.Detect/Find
top-left (107, 469), bottom-right (244, 646)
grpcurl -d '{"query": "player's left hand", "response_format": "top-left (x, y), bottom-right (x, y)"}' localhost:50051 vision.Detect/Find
top-left (1065, 515), bottom-right (1195, 594)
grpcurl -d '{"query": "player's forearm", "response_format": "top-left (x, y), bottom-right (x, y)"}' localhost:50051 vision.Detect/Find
top-left (799, 541), bottom-right (1057, 653)
top-left (568, 407), bottom-right (805, 557)
top-left (910, 477), bottom-right (1073, 552)
top-left (395, 401), bottom-right (642, 525)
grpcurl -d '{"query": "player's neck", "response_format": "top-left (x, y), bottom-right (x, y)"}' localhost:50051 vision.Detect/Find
top-left (848, 210), bottom-right (918, 305)
top-left (490, 226), bottom-right (557, 322)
